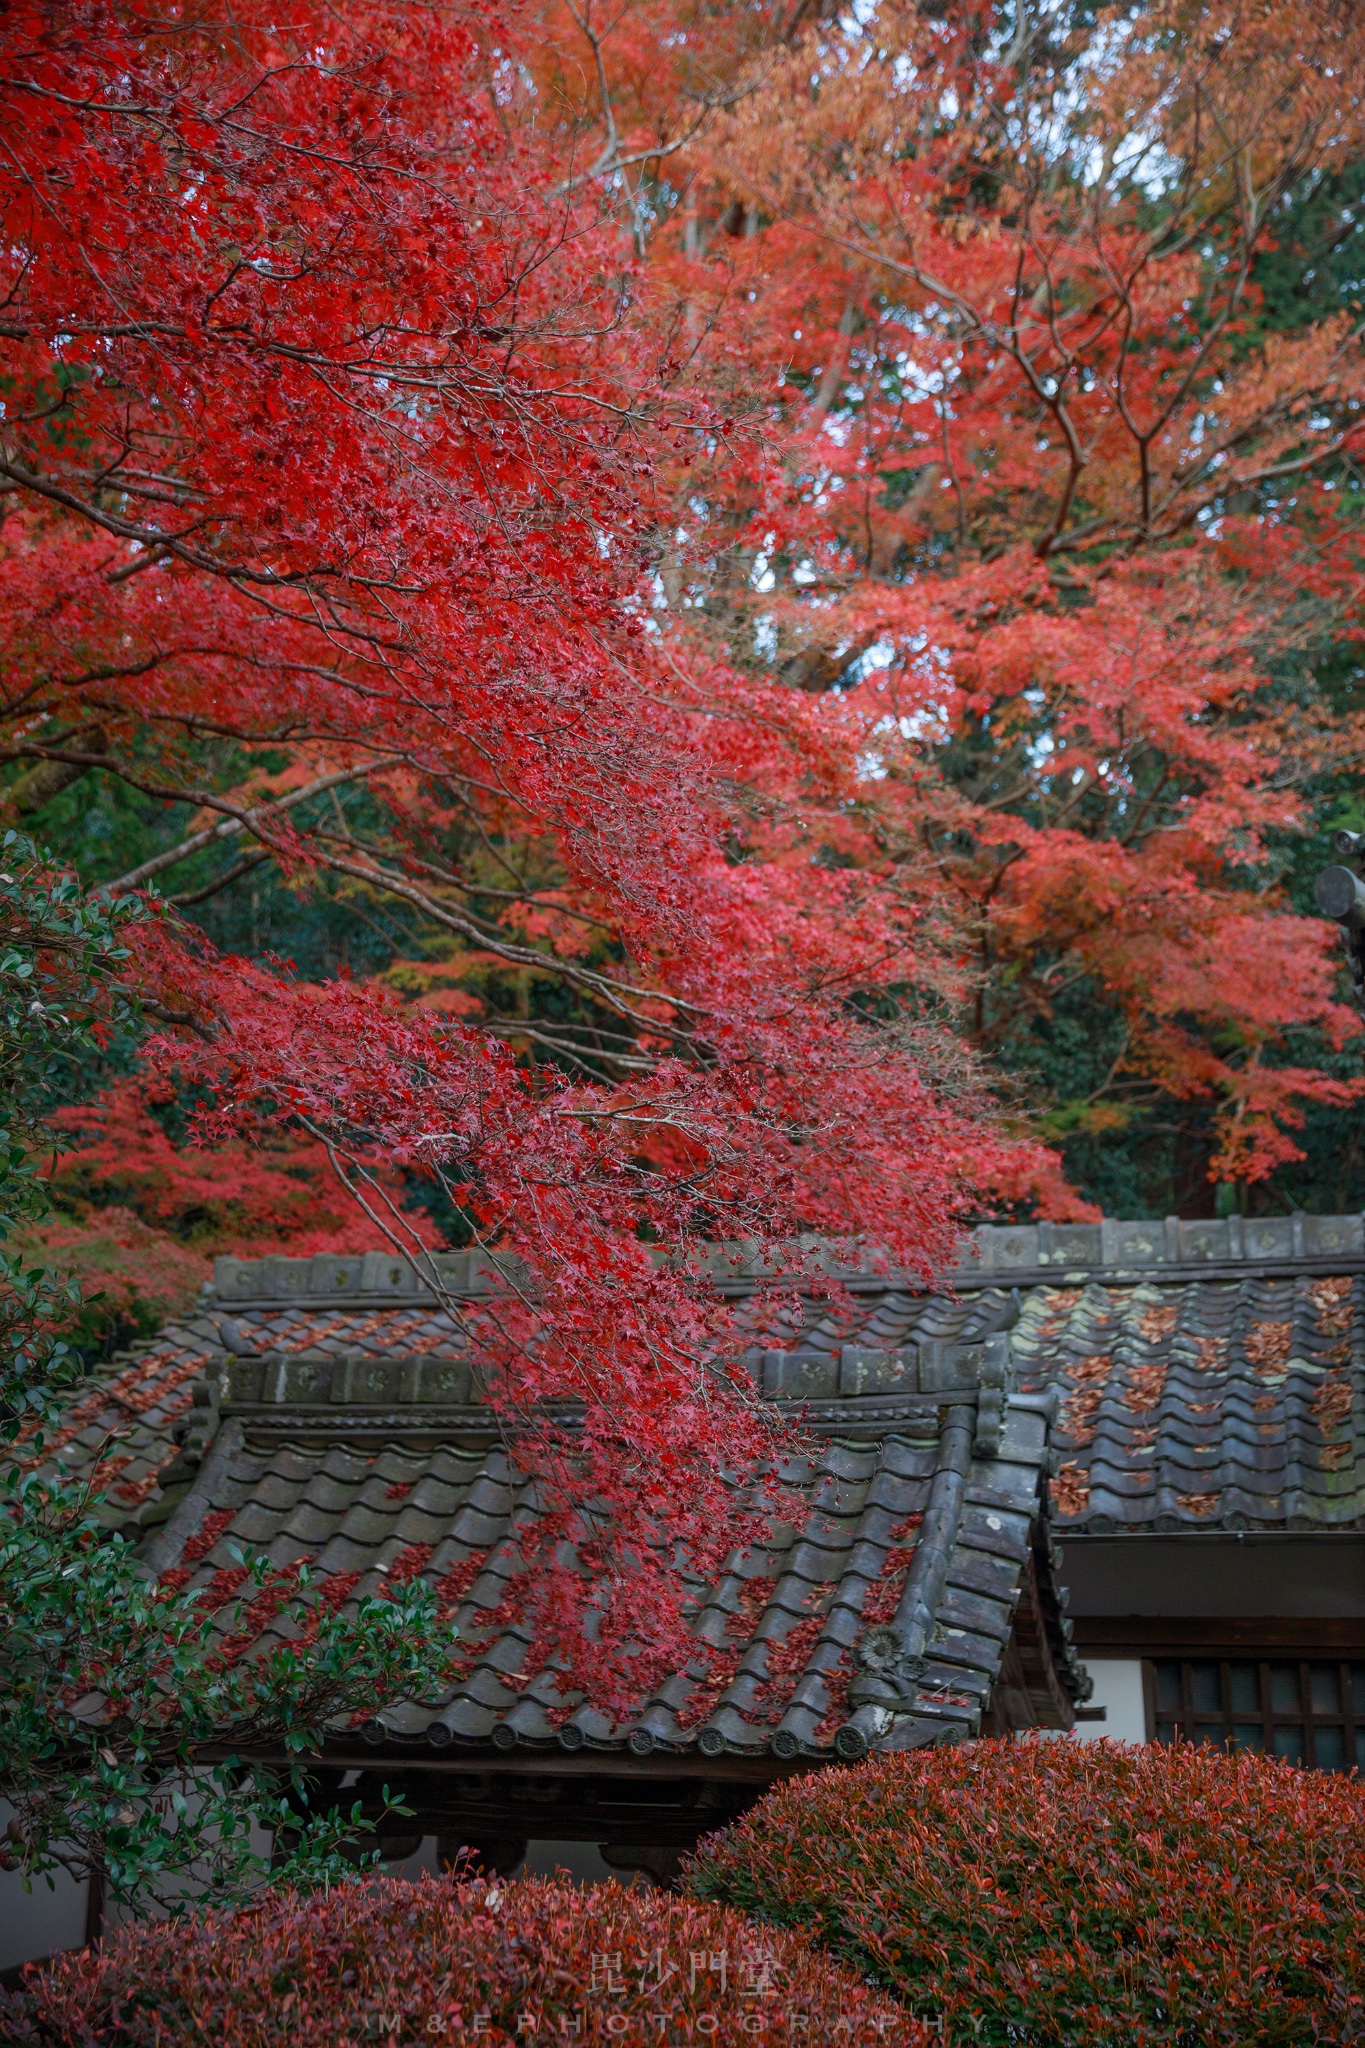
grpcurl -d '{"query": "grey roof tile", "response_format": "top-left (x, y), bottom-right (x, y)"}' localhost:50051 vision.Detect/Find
top-left (70, 1235), bottom-right (1316, 1750)
top-left (311, 1533), bottom-right (387, 1576)
top-left (278, 1502), bottom-right (347, 1546)
top-left (127, 1401), bottom-right (1064, 1757)
top-left (945, 1550), bottom-right (1018, 1598)
top-left (939, 1588), bottom-right (1013, 1640)
top-left (337, 1504), bottom-right (401, 1544)
top-left (230, 1504), bottom-right (289, 1544)
top-left (444, 1696), bottom-right (498, 1738)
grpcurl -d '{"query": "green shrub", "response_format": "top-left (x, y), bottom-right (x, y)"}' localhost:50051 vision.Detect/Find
top-left (686, 1736), bottom-right (1365, 2047)
top-left (0, 1871), bottom-right (931, 2046)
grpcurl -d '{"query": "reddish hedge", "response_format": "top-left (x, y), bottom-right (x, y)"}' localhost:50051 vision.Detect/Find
top-left (0, 1871), bottom-right (931, 2047)
top-left (686, 1736), bottom-right (1365, 2047)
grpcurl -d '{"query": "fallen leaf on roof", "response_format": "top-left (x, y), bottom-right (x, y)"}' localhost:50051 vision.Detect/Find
top-left (1307, 1276), bottom-right (1353, 1336)
top-left (1051, 1463), bottom-right (1090, 1517)
top-left (1245, 1322), bottom-right (1292, 1375)
top-left (1067, 1354), bottom-right (1112, 1385)
top-left (1122, 1361), bottom-right (1167, 1413)
top-left (1313, 1378), bottom-right (1354, 1433)
top-left (1059, 1386), bottom-right (1105, 1445)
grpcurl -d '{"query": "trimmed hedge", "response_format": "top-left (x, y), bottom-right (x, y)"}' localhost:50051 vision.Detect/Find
top-left (0, 1871), bottom-right (930, 2047)
top-left (686, 1736), bottom-right (1365, 2047)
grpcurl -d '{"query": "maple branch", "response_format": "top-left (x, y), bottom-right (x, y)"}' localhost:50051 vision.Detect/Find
top-left (99, 760), bottom-right (405, 893)
top-left (0, 448), bottom-right (336, 589)
top-left (288, 837), bottom-right (706, 1035)
top-left (476, 1018), bottom-right (658, 1076)
top-left (170, 852), bottom-right (272, 907)
top-left (313, 825), bottom-right (619, 935)
top-left (139, 997), bottom-right (216, 1044)
top-left (764, 194), bottom-right (1098, 557)
top-left (937, 396), bottom-right (967, 548)
top-left (105, 545), bottom-right (172, 585)
top-left (1144, 347), bottom-right (1365, 538)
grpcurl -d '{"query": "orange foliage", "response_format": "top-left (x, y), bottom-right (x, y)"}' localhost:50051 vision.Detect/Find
top-left (525, 0), bottom-right (1365, 1183)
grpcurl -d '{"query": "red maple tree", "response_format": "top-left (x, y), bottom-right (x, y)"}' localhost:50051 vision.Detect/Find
top-left (0, 0), bottom-right (1073, 1703)
top-left (12, 0), bottom-right (1365, 1696)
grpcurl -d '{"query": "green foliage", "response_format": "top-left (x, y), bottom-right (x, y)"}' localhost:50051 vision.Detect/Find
top-left (0, 1467), bottom-right (451, 1913)
top-left (1253, 160), bottom-right (1365, 336)
top-left (22, 761), bottom-right (405, 995)
top-left (0, 829), bottom-right (142, 1136)
top-left (0, 839), bottom-right (457, 1916)
top-left (0, 832), bottom-right (148, 1439)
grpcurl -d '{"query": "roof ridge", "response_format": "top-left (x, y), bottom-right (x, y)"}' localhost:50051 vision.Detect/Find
top-left (208, 1214), bottom-right (1365, 1306)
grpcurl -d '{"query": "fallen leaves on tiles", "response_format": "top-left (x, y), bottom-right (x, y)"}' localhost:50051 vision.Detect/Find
top-left (181, 1509), bottom-right (238, 1567)
top-left (1313, 1378), bottom-right (1355, 1434)
top-left (434, 1551), bottom-right (491, 1616)
top-left (1059, 1390), bottom-right (1105, 1445)
top-left (1059, 1353), bottom-right (1113, 1445)
top-left (1191, 1336), bottom-right (1227, 1373)
top-left (1122, 1362), bottom-right (1168, 1413)
top-left (1307, 1276), bottom-right (1354, 1336)
top-left (1051, 1463), bottom-right (1090, 1517)
top-left (1035, 1292), bottom-right (1083, 1341)
top-left (1245, 1322), bottom-right (1293, 1376)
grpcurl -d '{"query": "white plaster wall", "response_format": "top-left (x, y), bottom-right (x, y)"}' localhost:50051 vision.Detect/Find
top-left (0, 1829), bottom-right (624, 1972)
top-left (0, 1801), bottom-right (89, 1971)
top-left (1072, 1658), bottom-right (1148, 1745)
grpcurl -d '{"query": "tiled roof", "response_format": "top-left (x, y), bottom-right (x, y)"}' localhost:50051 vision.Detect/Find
top-left (39, 1214), bottom-right (1365, 1561)
top-left (45, 1210), bottom-right (1365, 1761)
top-left (726, 1216), bottom-right (1364, 1534)
top-left (724, 1269), bottom-right (1365, 1535)
top-left (26, 1250), bottom-right (1081, 1759)
top-left (18, 1298), bottom-right (471, 1536)
top-left (1015, 1268), bottom-right (1364, 1534)
top-left (142, 1399), bottom-right (1075, 1761)
top-left (21, 1319), bottom-right (221, 1520)
top-left (204, 1210), bottom-right (1365, 1305)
